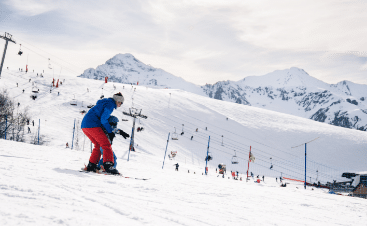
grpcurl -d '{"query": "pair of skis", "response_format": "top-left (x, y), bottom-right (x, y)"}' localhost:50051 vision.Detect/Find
top-left (80, 168), bottom-right (149, 180)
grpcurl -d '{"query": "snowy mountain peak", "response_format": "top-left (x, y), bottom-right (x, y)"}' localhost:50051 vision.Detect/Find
top-left (238, 67), bottom-right (328, 89)
top-left (78, 53), bottom-right (205, 95)
top-left (105, 53), bottom-right (151, 70)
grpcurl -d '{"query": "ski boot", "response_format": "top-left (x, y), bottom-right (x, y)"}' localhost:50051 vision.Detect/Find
top-left (84, 162), bottom-right (98, 172)
top-left (103, 162), bottom-right (120, 175)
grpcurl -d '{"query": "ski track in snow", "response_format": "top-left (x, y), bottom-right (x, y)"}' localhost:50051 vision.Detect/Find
top-left (0, 69), bottom-right (367, 225)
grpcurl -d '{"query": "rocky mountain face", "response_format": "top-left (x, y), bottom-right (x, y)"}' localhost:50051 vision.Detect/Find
top-left (203, 68), bottom-right (367, 131)
top-left (79, 54), bottom-right (367, 131)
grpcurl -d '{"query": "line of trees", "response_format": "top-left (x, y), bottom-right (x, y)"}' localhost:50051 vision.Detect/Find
top-left (0, 89), bottom-right (30, 141)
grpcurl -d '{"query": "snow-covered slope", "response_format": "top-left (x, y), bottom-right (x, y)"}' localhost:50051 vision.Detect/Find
top-left (79, 55), bottom-right (367, 131)
top-left (203, 67), bottom-right (367, 131)
top-left (1, 69), bottom-right (367, 225)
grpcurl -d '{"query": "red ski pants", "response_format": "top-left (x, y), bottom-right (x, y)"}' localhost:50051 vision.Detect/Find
top-left (82, 127), bottom-right (114, 164)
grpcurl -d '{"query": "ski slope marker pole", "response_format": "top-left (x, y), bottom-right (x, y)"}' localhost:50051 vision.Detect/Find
top-left (247, 146), bottom-right (251, 182)
top-left (38, 119), bottom-right (40, 145)
top-left (205, 136), bottom-right (210, 175)
top-left (305, 143), bottom-right (307, 189)
top-left (71, 118), bottom-right (76, 149)
top-left (162, 133), bottom-right (170, 169)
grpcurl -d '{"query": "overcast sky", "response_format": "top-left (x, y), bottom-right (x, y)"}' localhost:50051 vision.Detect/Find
top-left (1, 0), bottom-right (367, 85)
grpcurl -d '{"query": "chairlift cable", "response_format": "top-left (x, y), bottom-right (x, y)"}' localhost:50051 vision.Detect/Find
top-left (161, 111), bottom-right (339, 172)
top-left (149, 114), bottom-right (341, 181)
top-left (15, 38), bottom-right (84, 72)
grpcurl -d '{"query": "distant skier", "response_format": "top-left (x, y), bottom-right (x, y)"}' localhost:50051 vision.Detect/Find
top-left (28, 127), bottom-right (31, 133)
top-left (174, 163), bottom-right (179, 171)
top-left (32, 120), bottom-right (34, 126)
top-left (66, 142), bottom-right (69, 148)
top-left (97, 116), bottom-right (129, 170)
top-left (191, 136), bottom-right (193, 140)
top-left (81, 92), bottom-right (129, 175)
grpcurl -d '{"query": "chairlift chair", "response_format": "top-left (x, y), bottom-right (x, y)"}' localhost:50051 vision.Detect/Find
top-left (171, 127), bottom-right (178, 140)
top-left (70, 95), bottom-right (77, 106)
top-left (48, 58), bottom-right (52, 69)
top-left (249, 153), bottom-right (255, 162)
top-left (270, 157), bottom-right (273, 169)
top-left (70, 99), bottom-right (77, 106)
top-left (18, 44), bottom-right (23, 56)
top-left (31, 86), bottom-right (39, 93)
top-left (231, 150), bottom-right (239, 164)
top-left (205, 152), bottom-right (213, 161)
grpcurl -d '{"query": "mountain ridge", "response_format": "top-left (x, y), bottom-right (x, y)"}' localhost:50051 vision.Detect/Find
top-left (79, 53), bottom-right (367, 131)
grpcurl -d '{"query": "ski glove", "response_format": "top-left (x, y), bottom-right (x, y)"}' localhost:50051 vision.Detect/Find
top-left (117, 129), bottom-right (130, 139)
top-left (108, 132), bottom-right (115, 142)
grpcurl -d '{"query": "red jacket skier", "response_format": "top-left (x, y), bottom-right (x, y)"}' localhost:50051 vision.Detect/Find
top-left (81, 92), bottom-right (126, 174)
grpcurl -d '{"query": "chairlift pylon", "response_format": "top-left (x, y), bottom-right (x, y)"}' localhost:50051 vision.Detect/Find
top-left (231, 150), bottom-right (239, 164)
top-left (171, 127), bottom-right (178, 140)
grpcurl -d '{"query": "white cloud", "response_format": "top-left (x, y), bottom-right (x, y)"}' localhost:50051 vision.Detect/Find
top-left (2, 0), bottom-right (367, 86)
top-left (4, 0), bottom-right (57, 16)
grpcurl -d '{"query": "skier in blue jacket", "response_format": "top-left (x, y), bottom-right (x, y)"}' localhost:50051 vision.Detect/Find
top-left (81, 92), bottom-right (129, 174)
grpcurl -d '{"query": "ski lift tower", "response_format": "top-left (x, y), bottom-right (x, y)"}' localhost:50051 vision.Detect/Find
top-left (123, 107), bottom-right (148, 161)
top-left (0, 32), bottom-right (16, 79)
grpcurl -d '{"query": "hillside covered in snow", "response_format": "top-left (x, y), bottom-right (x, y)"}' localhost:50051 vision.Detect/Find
top-left (1, 68), bottom-right (367, 225)
top-left (79, 54), bottom-right (367, 131)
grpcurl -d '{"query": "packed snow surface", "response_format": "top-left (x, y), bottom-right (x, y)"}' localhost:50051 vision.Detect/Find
top-left (1, 69), bottom-right (367, 225)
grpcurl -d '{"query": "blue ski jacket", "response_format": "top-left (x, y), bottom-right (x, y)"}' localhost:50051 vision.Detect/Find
top-left (81, 98), bottom-right (117, 133)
